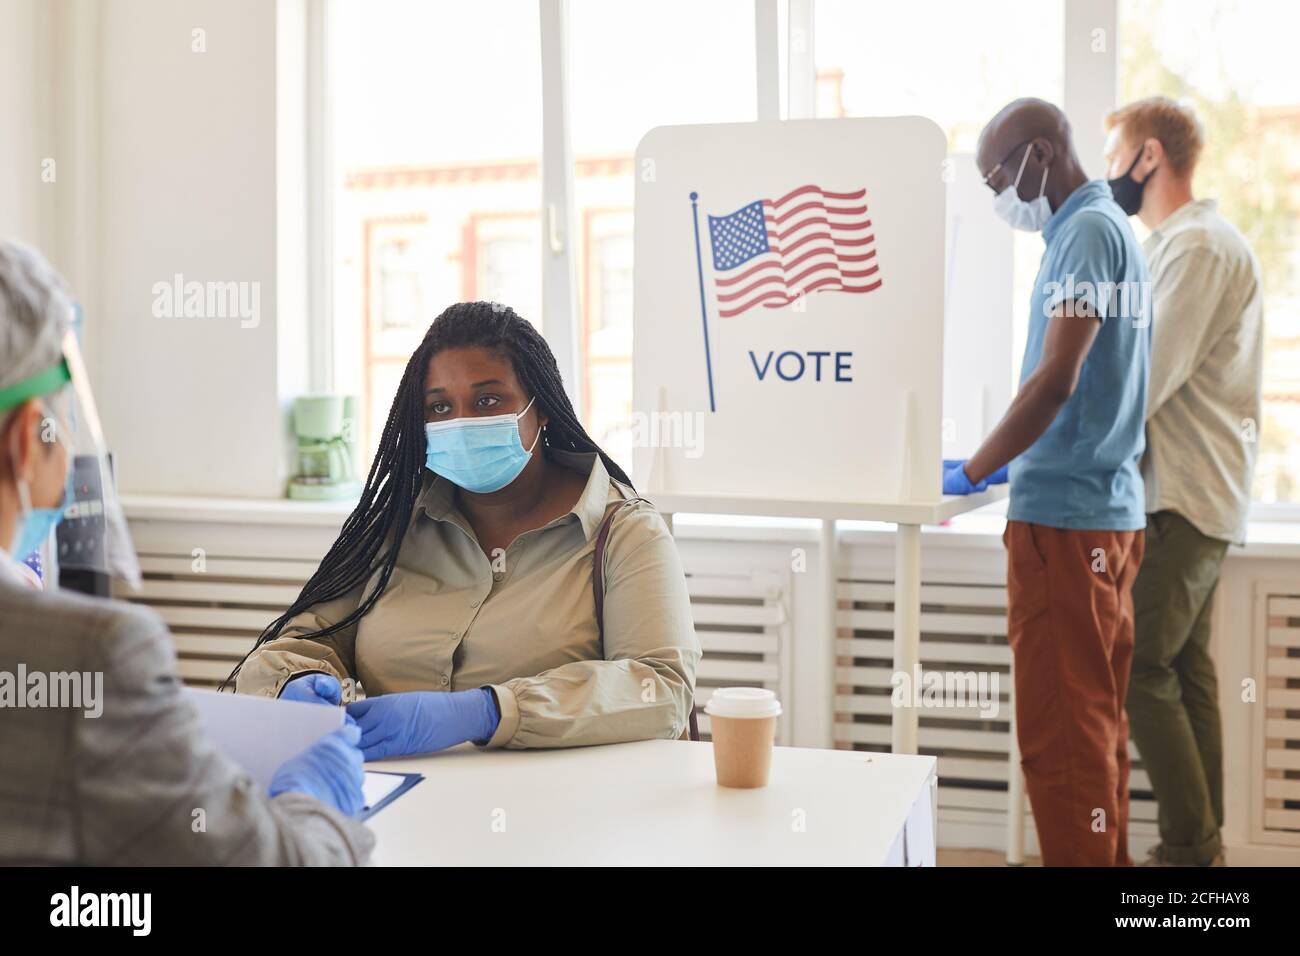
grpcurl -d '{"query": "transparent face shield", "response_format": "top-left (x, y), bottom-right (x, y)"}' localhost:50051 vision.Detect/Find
top-left (42, 329), bottom-right (142, 590)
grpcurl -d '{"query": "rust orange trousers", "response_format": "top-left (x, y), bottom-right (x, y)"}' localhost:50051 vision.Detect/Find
top-left (1004, 520), bottom-right (1145, 867)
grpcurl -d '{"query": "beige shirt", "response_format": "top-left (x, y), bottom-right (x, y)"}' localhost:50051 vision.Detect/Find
top-left (236, 450), bottom-right (700, 749)
top-left (1142, 198), bottom-right (1264, 544)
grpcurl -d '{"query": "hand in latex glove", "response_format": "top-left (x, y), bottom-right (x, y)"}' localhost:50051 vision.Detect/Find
top-left (279, 672), bottom-right (343, 706)
top-left (942, 459), bottom-right (988, 495)
top-left (346, 688), bottom-right (500, 761)
top-left (985, 464), bottom-right (1010, 485)
top-left (268, 720), bottom-right (365, 817)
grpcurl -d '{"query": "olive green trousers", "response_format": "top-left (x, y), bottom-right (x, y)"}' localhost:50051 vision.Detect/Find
top-left (1128, 510), bottom-right (1229, 865)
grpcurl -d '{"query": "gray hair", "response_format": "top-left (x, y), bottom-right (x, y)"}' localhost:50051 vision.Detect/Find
top-left (0, 239), bottom-right (74, 393)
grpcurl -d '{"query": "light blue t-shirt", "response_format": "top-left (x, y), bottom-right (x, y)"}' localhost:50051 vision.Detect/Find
top-left (1009, 180), bottom-right (1151, 531)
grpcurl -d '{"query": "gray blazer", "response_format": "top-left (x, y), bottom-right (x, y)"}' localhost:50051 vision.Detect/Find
top-left (0, 577), bottom-right (373, 865)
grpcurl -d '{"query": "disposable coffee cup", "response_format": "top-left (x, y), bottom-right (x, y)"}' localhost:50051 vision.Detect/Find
top-left (704, 687), bottom-right (782, 788)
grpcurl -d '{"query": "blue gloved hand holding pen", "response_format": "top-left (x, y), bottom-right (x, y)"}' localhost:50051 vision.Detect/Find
top-left (346, 688), bottom-right (500, 761)
top-left (268, 718), bottom-right (366, 817)
top-left (279, 672), bottom-right (343, 706)
top-left (942, 458), bottom-right (1009, 496)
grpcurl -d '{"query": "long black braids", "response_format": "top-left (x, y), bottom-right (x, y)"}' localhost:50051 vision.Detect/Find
top-left (220, 301), bottom-right (630, 690)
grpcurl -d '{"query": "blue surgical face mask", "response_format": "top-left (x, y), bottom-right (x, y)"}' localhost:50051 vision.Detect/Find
top-left (424, 396), bottom-right (540, 494)
top-left (992, 142), bottom-right (1052, 232)
top-left (10, 474), bottom-right (70, 561)
top-left (7, 402), bottom-right (72, 562)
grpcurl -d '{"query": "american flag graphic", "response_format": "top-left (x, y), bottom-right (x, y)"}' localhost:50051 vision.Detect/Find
top-left (22, 549), bottom-right (43, 580)
top-left (706, 185), bottom-right (881, 318)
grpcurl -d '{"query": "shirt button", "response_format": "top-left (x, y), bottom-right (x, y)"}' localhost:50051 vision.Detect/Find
top-left (492, 571), bottom-right (504, 582)
top-left (440, 674), bottom-right (450, 686)
top-left (470, 598), bottom-right (481, 608)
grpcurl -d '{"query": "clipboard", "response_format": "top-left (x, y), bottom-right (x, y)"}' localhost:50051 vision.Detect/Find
top-left (361, 770), bottom-right (424, 821)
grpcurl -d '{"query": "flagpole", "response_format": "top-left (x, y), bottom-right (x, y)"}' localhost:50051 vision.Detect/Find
top-left (689, 191), bottom-right (717, 412)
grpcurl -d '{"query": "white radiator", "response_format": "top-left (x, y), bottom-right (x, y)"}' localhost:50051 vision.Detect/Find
top-left (118, 554), bottom-right (320, 688)
top-left (833, 576), bottom-right (1159, 852)
top-left (1254, 587), bottom-right (1300, 845)
top-left (686, 568), bottom-right (793, 745)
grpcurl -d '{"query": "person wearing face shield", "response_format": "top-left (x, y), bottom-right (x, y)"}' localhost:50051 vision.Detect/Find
top-left (946, 100), bottom-right (1152, 866)
top-left (0, 240), bottom-right (373, 865)
top-left (1102, 98), bottom-right (1262, 868)
top-left (0, 348), bottom-right (67, 589)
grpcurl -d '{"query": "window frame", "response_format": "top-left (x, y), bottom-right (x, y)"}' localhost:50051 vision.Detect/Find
top-left (307, 0), bottom-right (1300, 519)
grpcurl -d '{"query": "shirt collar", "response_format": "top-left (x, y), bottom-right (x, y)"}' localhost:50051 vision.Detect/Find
top-left (415, 449), bottom-right (619, 541)
top-left (1043, 179), bottom-right (1112, 245)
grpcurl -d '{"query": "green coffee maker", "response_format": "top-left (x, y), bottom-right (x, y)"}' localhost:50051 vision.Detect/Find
top-left (288, 394), bottom-right (364, 500)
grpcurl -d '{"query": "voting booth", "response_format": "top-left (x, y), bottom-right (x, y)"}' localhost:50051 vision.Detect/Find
top-left (631, 117), bottom-right (1011, 756)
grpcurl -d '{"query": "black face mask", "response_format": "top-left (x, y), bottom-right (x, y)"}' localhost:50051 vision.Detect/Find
top-left (1108, 147), bottom-right (1155, 216)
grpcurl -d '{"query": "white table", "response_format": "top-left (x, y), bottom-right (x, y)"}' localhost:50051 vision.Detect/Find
top-left (365, 740), bottom-right (937, 866)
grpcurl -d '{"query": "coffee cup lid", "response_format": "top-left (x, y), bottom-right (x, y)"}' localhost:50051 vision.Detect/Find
top-left (704, 686), bottom-right (782, 719)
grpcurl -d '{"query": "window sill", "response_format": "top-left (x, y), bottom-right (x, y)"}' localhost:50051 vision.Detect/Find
top-left (119, 494), bottom-right (1300, 560)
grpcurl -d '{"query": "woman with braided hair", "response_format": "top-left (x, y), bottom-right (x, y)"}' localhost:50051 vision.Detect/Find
top-left (228, 301), bottom-right (699, 756)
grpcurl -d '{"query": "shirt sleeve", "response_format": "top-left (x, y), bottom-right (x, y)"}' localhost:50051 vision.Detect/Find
top-left (1146, 242), bottom-right (1232, 416)
top-left (484, 503), bottom-right (701, 749)
top-left (233, 585), bottom-right (364, 698)
top-left (77, 603), bottom-right (374, 865)
top-left (1044, 211), bottom-right (1125, 322)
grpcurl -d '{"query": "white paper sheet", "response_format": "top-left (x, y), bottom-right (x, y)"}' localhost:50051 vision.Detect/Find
top-left (362, 772), bottom-right (407, 811)
top-left (903, 776), bottom-right (938, 866)
top-left (183, 687), bottom-right (344, 789)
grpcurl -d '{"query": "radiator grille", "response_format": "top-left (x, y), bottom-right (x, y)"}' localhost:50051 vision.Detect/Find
top-left (1260, 591), bottom-right (1300, 841)
top-left (686, 569), bottom-right (792, 745)
top-left (834, 577), bottom-right (1158, 843)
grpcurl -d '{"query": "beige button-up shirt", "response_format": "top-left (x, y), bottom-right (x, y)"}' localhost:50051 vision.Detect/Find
top-left (236, 451), bottom-right (700, 748)
top-left (1141, 198), bottom-right (1264, 544)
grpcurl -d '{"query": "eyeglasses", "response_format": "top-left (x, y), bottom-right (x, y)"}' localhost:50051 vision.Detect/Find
top-left (981, 139), bottom-right (1033, 190)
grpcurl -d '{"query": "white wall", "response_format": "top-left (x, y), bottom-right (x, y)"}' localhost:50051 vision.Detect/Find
top-left (0, 0), bottom-right (56, 250)
top-left (92, 0), bottom-right (300, 497)
top-left (2, 0), bottom-right (309, 498)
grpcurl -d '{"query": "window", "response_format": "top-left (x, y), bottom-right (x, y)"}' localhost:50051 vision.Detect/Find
top-left (584, 215), bottom-right (635, 463)
top-left (320, 0), bottom-right (1297, 515)
top-left (477, 220), bottom-right (541, 320)
top-left (814, 0), bottom-right (1064, 149)
top-left (592, 232), bottom-right (633, 334)
top-left (566, 0), bottom-right (757, 471)
top-left (373, 231), bottom-right (428, 334)
top-left (330, 0), bottom-right (542, 455)
top-left (815, 0), bottom-right (1065, 386)
top-left (1121, 0), bottom-right (1300, 504)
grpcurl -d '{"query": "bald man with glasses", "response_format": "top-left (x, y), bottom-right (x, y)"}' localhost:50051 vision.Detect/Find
top-left (945, 98), bottom-right (1152, 866)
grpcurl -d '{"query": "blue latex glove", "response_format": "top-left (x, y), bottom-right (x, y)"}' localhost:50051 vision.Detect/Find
top-left (346, 688), bottom-right (500, 761)
top-left (279, 672), bottom-right (342, 706)
top-left (268, 720), bottom-right (366, 817)
top-left (942, 458), bottom-right (988, 495)
top-left (986, 463), bottom-right (1010, 485)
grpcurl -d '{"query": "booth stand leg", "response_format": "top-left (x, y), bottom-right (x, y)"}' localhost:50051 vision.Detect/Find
top-left (820, 518), bottom-right (838, 749)
top-left (891, 523), bottom-right (921, 755)
top-left (1006, 655), bottom-right (1027, 865)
